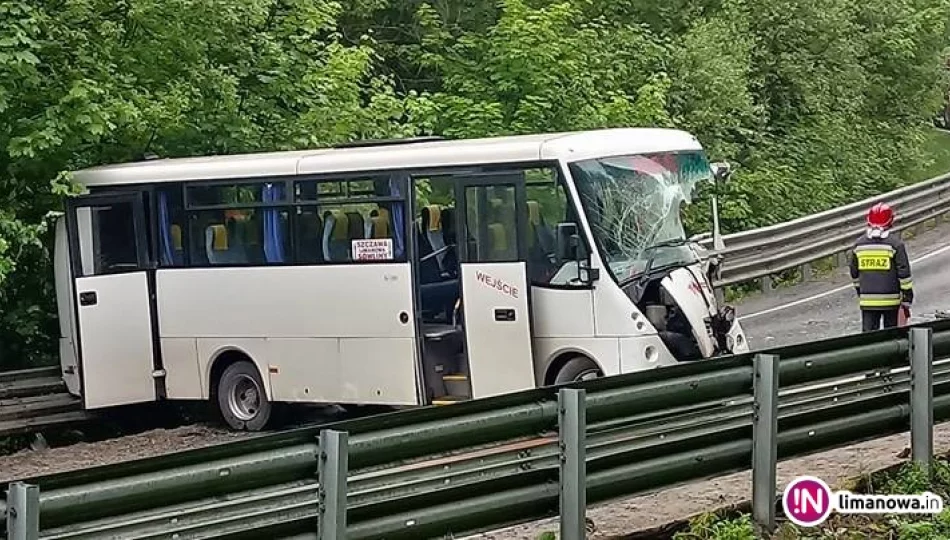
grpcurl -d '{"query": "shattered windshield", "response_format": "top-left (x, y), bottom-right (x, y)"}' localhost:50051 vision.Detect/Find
top-left (568, 151), bottom-right (712, 282)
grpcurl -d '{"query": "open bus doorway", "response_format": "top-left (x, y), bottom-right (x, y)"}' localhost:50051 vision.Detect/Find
top-left (413, 173), bottom-right (536, 405)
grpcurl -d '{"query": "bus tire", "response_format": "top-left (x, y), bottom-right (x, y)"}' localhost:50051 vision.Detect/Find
top-left (216, 360), bottom-right (272, 431)
top-left (553, 356), bottom-right (602, 385)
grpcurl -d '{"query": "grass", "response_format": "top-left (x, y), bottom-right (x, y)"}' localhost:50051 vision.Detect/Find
top-left (670, 457), bottom-right (950, 540)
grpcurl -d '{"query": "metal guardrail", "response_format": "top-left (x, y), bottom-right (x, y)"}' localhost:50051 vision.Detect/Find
top-left (3, 319), bottom-right (950, 539)
top-left (697, 171), bottom-right (950, 288)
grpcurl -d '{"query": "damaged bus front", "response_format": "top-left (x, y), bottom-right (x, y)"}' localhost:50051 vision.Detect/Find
top-left (566, 149), bottom-right (748, 362)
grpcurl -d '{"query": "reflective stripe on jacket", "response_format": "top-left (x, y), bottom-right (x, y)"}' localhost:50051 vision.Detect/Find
top-left (848, 229), bottom-right (913, 310)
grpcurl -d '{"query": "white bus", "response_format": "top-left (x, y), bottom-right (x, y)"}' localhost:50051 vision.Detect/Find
top-left (52, 128), bottom-right (750, 431)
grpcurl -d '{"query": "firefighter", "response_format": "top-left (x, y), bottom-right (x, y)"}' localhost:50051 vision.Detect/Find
top-left (848, 202), bottom-right (913, 331)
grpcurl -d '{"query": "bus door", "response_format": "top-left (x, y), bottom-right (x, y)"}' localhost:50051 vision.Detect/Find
top-left (456, 175), bottom-right (535, 398)
top-left (65, 191), bottom-right (159, 409)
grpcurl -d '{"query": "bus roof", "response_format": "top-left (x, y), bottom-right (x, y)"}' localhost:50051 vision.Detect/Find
top-left (72, 128), bottom-right (703, 187)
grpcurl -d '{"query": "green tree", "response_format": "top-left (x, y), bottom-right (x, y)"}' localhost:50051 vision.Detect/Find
top-left (0, 0), bottom-right (409, 369)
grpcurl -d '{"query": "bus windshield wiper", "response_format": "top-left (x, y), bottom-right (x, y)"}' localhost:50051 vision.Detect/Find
top-left (617, 238), bottom-right (689, 289)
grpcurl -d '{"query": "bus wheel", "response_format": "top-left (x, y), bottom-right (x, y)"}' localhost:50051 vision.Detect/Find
top-left (554, 356), bottom-right (602, 385)
top-left (217, 360), bottom-right (272, 431)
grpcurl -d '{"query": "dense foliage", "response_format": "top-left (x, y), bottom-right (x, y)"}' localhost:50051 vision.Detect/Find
top-left (0, 0), bottom-right (948, 369)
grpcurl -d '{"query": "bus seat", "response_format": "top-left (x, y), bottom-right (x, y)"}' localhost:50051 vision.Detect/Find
top-left (232, 217), bottom-right (257, 264)
top-left (205, 224), bottom-right (245, 265)
top-left (208, 224), bottom-right (227, 250)
top-left (537, 216), bottom-right (555, 255)
top-left (527, 200), bottom-right (556, 251)
top-left (345, 211), bottom-right (364, 241)
top-left (487, 223), bottom-right (511, 260)
top-left (171, 224), bottom-right (183, 250)
top-left (368, 207), bottom-right (391, 239)
top-left (526, 200), bottom-right (557, 280)
top-left (441, 207), bottom-right (456, 243)
top-left (490, 197), bottom-right (516, 234)
top-left (424, 205), bottom-right (447, 271)
top-left (417, 206), bottom-right (439, 283)
top-left (297, 211), bottom-right (324, 262)
top-left (243, 215), bottom-right (260, 245)
top-left (170, 224), bottom-right (185, 265)
top-left (322, 209), bottom-right (349, 261)
top-left (526, 201), bottom-right (540, 249)
top-left (489, 197), bottom-right (504, 218)
top-left (419, 279), bottom-right (460, 323)
top-left (440, 207), bottom-right (458, 274)
top-left (527, 201), bottom-right (540, 223)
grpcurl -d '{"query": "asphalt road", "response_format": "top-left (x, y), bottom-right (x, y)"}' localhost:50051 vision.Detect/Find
top-left (734, 221), bottom-right (950, 351)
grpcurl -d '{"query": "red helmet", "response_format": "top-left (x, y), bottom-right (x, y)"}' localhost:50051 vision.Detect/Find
top-left (867, 202), bottom-right (894, 229)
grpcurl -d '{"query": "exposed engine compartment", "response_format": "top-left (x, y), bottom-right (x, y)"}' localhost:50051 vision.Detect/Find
top-left (624, 275), bottom-right (703, 361)
top-left (622, 264), bottom-right (737, 362)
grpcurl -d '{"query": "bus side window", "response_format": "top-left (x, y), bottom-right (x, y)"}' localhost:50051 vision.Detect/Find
top-left (303, 203), bottom-right (398, 263)
top-left (81, 203), bottom-right (139, 275)
top-left (463, 185), bottom-right (518, 263)
top-left (526, 171), bottom-right (587, 287)
top-left (294, 177), bottom-right (406, 264)
top-left (185, 208), bottom-right (290, 266)
top-left (183, 182), bottom-right (291, 266)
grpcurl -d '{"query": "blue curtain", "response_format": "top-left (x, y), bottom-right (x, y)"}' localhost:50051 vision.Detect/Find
top-left (158, 191), bottom-right (174, 266)
top-left (388, 175), bottom-right (406, 259)
top-left (262, 183), bottom-right (286, 263)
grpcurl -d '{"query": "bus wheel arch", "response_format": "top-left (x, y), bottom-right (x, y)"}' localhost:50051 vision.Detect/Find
top-left (545, 351), bottom-right (603, 386)
top-left (209, 349), bottom-right (273, 431)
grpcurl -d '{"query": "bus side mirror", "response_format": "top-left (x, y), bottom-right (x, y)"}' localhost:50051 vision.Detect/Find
top-left (556, 223), bottom-right (578, 263)
top-left (709, 162), bottom-right (731, 251)
top-left (711, 162), bottom-right (732, 183)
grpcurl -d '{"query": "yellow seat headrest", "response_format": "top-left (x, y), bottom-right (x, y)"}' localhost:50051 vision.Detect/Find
top-left (527, 201), bottom-right (540, 226)
top-left (371, 215), bottom-right (390, 238)
top-left (488, 223), bottom-right (507, 251)
top-left (324, 209), bottom-right (349, 240)
top-left (210, 225), bottom-right (228, 251)
top-left (170, 224), bottom-right (182, 250)
top-left (426, 205), bottom-right (442, 232)
top-left (371, 207), bottom-right (391, 238)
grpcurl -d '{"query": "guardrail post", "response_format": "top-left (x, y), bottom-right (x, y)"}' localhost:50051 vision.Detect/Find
top-left (800, 263), bottom-right (812, 282)
top-left (751, 353), bottom-right (779, 533)
top-left (318, 429), bottom-right (348, 540)
top-left (836, 251), bottom-right (848, 268)
top-left (909, 327), bottom-right (934, 477)
top-left (6, 482), bottom-right (39, 540)
top-left (559, 388), bottom-right (586, 540)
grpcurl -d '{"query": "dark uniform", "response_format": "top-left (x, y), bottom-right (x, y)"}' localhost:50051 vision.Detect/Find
top-left (848, 231), bottom-right (913, 331)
